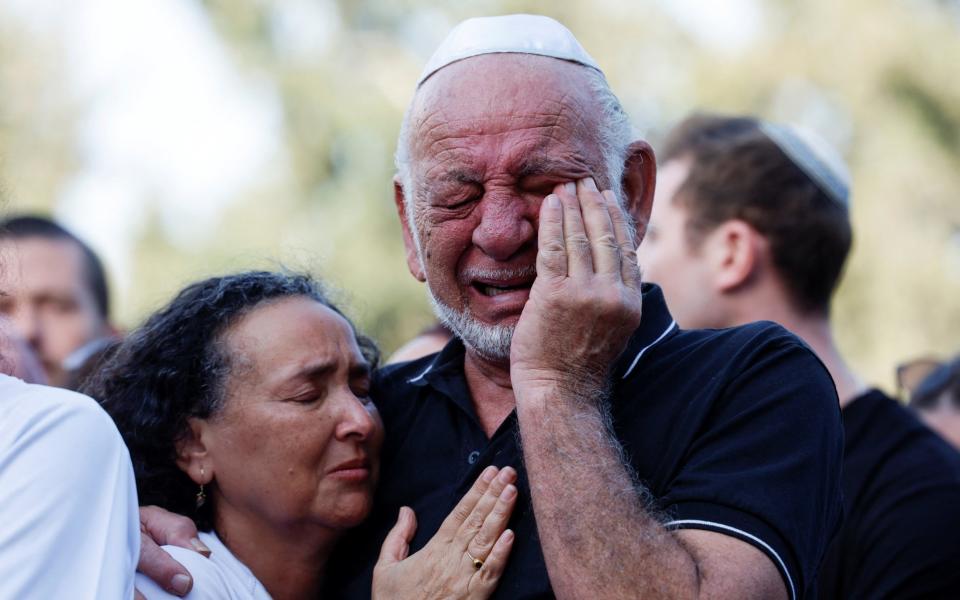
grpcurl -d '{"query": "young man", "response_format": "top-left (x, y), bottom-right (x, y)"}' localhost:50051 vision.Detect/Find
top-left (639, 113), bottom-right (960, 598)
top-left (0, 216), bottom-right (117, 387)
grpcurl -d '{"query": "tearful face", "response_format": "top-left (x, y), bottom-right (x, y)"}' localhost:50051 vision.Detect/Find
top-left (402, 54), bottom-right (611, 357)
top-left (202, 297), bottom-right (384, 532)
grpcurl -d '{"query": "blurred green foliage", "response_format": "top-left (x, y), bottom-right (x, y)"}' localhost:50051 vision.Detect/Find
top-left (1, 0), bottom-right (958, 391)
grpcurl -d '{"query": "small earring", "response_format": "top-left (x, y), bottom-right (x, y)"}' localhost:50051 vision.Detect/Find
top-left (195, 467), bottom-right (207, 509)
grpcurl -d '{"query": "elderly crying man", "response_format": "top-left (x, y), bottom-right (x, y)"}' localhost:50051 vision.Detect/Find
top-left (139, 15), bottom-right (842, 600)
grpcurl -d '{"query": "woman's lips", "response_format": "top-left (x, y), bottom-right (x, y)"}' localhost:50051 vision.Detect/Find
top-left (329, 458), bottom-right (372, 482)
top-left (329, 467), bottom-right (372, 483)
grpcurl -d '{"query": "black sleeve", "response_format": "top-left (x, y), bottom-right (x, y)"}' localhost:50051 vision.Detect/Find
top-left (660, 327), bottom-right (845, 600)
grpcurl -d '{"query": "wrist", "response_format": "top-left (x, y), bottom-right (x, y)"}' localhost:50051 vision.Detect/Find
top-left (513, 371), bottom-right (610, 417)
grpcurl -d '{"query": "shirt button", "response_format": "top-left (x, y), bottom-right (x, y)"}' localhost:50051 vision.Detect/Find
top-left (467, 450), bottom-right (480, 464)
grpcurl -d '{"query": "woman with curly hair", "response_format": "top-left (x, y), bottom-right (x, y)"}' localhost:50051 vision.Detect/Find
top-left (85, 271), bottom-right (516, 599)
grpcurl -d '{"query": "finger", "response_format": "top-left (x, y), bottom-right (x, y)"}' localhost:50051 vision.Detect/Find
top-left (470, 530), bottom-right (516, 596)
top-left (455, 467), bottom-right (517, 546)
top-left (536, 193), bottom-right (567, 279)
top-left (603, 190), bottom-right (642, 287)
top-left (138, 533), bottom-right (193, 596)
top-left (436, 466), bottom-right (498, 540)
top-left (140, 505), bottom-right (209, 557)
top-left (377, 506), bottom-right (417, 566)
top-left (555, 181), bottom-right (592, 276)
top-left (578, 178), bottom-right (620, 276)
top-left (466, 483), bottom-right (517, 562)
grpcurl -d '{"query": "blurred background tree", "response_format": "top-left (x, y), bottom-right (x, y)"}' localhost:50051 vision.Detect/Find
top-left (1, 0), bottom-right (958, 390)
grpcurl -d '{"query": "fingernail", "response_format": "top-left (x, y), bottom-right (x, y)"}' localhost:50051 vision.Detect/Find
top-left (498, 468), bottom-right (514, 483)
top-left (190, 537), bottom-right (211, 555)
top-left (603, 190), bottom-right (617, 205)
top-left (564, 182), bottom-right (576, 196)
top-left (170, 574), bottom-right (191, 595)
top-left (582, 177), bottom-right (598, 191)
top-left (545, 194), bottom-right (559, 208)
top-left (482, 466), bottom-right (497, 482)
top-left (501, 485), bottom-right (517, 500)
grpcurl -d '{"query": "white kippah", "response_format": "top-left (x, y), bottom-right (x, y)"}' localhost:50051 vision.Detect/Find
top-left (760, 122), bottom-right (851, 208)
top-left (417, 14), bottom-right (602, 88)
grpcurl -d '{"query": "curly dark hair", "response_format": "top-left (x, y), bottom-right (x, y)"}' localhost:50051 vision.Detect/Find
top-left (82, 271), bottom-right (379, 530)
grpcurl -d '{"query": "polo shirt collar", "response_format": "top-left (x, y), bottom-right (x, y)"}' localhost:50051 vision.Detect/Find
top-left (404, 336), bottom-right (479, 426)
top-left (616, 283), bottom-right (678, 380)
top-left (405, 283), bottom-right (677, 390)
top-left (404, 336), bottom-right (465, 388)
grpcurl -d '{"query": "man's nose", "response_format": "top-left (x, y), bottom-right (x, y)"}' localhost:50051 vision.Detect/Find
top-left (11, 305), bottom-right (41, 349)
top-left (471, 193), bottom-right (536, 261)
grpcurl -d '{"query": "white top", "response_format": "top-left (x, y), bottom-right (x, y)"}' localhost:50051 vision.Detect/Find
top-left (0, 374), bottom-right (140, 599)
top-left (759, 121), bottom-right (850, 207)
top-left (136, 531), bottom-right (271, 600)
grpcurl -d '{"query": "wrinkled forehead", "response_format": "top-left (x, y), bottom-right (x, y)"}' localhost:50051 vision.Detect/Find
top-left (408, 54), bottom-right (603, 163)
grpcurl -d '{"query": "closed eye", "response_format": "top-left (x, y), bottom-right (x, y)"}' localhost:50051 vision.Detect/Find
top-left (519, 175), bottom-right (566, 196)
top-left (432, 191), bottom-right (481, 211)
top-left (288, 391), bottom-right (323, 404)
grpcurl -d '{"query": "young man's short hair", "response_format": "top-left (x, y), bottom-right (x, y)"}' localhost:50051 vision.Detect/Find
top-left (661, 114), bottom-right (852, 314)
top-left (0, 215), bottom-right (111, 319)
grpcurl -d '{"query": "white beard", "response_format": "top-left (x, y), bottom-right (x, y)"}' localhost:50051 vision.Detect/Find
top-left (427, 288), bottom-right (514, 362)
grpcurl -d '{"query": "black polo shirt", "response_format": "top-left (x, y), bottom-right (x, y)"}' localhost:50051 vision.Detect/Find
top-left (326, 285), bottom-right (843, 599)
top-left (817, 389), bottom-right (960, 599)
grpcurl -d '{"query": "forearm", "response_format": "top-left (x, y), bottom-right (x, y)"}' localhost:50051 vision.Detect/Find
top-left (516, 382), bottom-right (699, 600)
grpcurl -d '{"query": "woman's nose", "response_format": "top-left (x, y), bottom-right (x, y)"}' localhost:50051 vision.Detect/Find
top-left (334, 394), bottom-right (378, 441)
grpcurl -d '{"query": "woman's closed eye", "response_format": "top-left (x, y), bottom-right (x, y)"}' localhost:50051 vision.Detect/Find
top-left (286, 387), bottom-right (326, 405)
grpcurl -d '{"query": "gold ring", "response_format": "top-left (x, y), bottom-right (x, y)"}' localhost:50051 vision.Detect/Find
top-left (466, 550), bottom-right (483, 570)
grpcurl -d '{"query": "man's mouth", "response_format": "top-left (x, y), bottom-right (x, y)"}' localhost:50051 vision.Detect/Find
top-left (474, 281), bottom-right (534, 297)
top-left (466, 265), bottom-right (537, 298)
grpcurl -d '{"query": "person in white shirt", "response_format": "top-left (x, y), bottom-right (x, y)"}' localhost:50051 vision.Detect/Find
top-left (0, 372), bottom-right (140, 599)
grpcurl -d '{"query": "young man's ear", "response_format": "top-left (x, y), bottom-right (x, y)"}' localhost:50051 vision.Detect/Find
top-left (175, 417), bottom-right (213, 487)
top-left (394, 177), bottom-right (426, 282)
top-left (707, 219), bottom-right (765, 293)
top-left (621, 140), bottom-right (657, 239)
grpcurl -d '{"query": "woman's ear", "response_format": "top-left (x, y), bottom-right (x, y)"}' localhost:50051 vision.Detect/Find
top-left (175, 417), bottom-right (213, 485)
